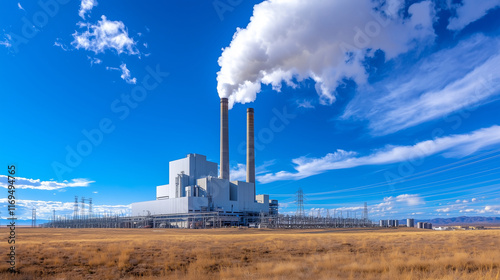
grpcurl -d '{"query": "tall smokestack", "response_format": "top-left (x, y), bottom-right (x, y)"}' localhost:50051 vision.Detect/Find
top-left (220, 98), bottom-right (229, 180)
top-left (246, 108), bottom-right (255, 185)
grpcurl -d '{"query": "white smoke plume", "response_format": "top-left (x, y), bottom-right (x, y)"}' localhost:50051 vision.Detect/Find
top-left (216, 0), bottom-right (436, 108)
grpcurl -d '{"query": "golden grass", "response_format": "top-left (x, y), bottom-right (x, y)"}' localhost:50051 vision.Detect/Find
top-left (0, 227), bottom-right (499, 279)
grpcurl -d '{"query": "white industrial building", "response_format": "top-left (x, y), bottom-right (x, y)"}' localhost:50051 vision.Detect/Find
top-left (131, 99), bottom-right (277, 226)
top-left (131, 153), bottom-right (270, 216)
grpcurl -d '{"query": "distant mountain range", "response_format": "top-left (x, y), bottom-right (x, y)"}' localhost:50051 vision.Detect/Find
top-left (398, 216), bottom-right (500, 225)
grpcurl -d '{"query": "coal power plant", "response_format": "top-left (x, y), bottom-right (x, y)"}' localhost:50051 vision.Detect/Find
top-left (44, 98), bottom-right (370, 229)
top-left (129, 98), bottom-right (276, 227)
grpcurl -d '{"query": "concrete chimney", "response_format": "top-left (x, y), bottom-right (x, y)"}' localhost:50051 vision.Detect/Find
top-left (220, 98), bottom-right (229, 180)
top-left (246, 108), bottom-right (255, 185)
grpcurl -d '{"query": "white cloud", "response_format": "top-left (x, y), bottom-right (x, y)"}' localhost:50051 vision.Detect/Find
top-left (436, 207), bottom-right (451, 212)
top-left (0, 34), bottom-right (12, 48)
top-left (296, 99), bottom-right (315, 109)
top-left (0, 175), bottom-right (94, 190)
top-left (217, 0), bottom-right (436, 108)
top-left (447, 0), bottom-right (500, 31)
top-left (54, 39), bottom-right (68, 51)
top-left (464, 205), bottom-right (500, 215)
top-left (230, 163), bottom-right (247, 182)
top-left (17, 2), bottom-right (25, 11)
top-left (394, 194), bottom-right (424, 206)
top-left (0, 40), bottom-right (11, 48)
top-left (343, 35), bottom-right (500, 135)
top-left (87, 55), bottom-right (102, 66)
top-left (230, 161), bottom-right (275, 182)
top-left (257, 125), bottom-right (500, 183)
top-left (79, 0), bottom-right (98, 20)
top-left (371, 194), bottom-right (424, 215)
top-left (119, 63), bottom-right (136, 84)
top-left (72, 15), bottom-right (138, 55)
top-left (106, 63), bottom-right (137, 84)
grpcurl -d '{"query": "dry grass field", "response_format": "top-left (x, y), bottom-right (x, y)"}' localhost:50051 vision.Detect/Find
top-left (0, 227), bottom-right (499, 280)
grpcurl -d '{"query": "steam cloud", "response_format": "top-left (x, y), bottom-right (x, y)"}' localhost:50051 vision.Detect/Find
top-left (216, 0), bottom-right (436, 108)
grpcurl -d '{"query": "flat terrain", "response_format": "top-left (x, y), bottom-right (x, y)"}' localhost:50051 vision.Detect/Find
top-left (1, 227), bottom-right (499, 279)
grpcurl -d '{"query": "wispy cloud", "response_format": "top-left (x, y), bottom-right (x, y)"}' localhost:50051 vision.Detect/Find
top-left (447, 0), bottom-right (500, 31)
top-left (0, 176), bottom-right (94, 190)
top-left (258, 125), bottom-right (500, 183)
top-left (343, 35), bottom-right (500, 135)
top-left (0, 34), bottom-right (12, 48)
top-left (296, 99), bottom-right (315, 109)
top-left (72, 15), bottom-right (138, 55)
top-left (54, 39), bottom-right (68, 51)
top-left (87, 55), bottom-right (102, 66)
top-left (119, 63), bottom-right (136, 84)
top-left (230, 164), bottom-right (247, 182)
top-left (230, 161), bottom-right (275, 182)
top-left (458, 205), bottom-right (500, 215)
top-left (79, 0), bottom-right (98, 20)
top-left (371, 194), bottom-right (425, 216)
top-left (17, 2), bottom-right (25, 11)
top-left (106, 63), bottom-right (136, 84)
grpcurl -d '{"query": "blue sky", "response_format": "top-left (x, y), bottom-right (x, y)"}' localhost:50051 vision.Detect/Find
top-left (1, 0), bottom-right (500, 224)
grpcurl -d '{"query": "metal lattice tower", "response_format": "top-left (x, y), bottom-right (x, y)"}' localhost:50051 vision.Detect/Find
top-left (74, 196), bottom-right (79, 220)
top-left (89, 198), bottom-right (93, 218)
top-left (363, 202), bottom-right (368, 222)
top-left (81, 197), bottom-right (85, 218)
top-left (32, 208), bottom-right (36, 228)
top-left (295, 188), bottom-right (305, 217)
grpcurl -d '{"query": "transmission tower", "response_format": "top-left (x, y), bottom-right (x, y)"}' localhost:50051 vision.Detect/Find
top-left (89, 198), bottom-right (93, 218)
top-left (363, 202), bottom-right (368, 222)
top-left (74, 196), bottom-right (79, 220)
top-left (295, 188), bottom-right (305, 217)
top-left (81, 197), bottom-right (85, 218)
top-left (52, 209), bottom-right (56, 228)
top-left (32, 208), bottom-right (36, 228)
